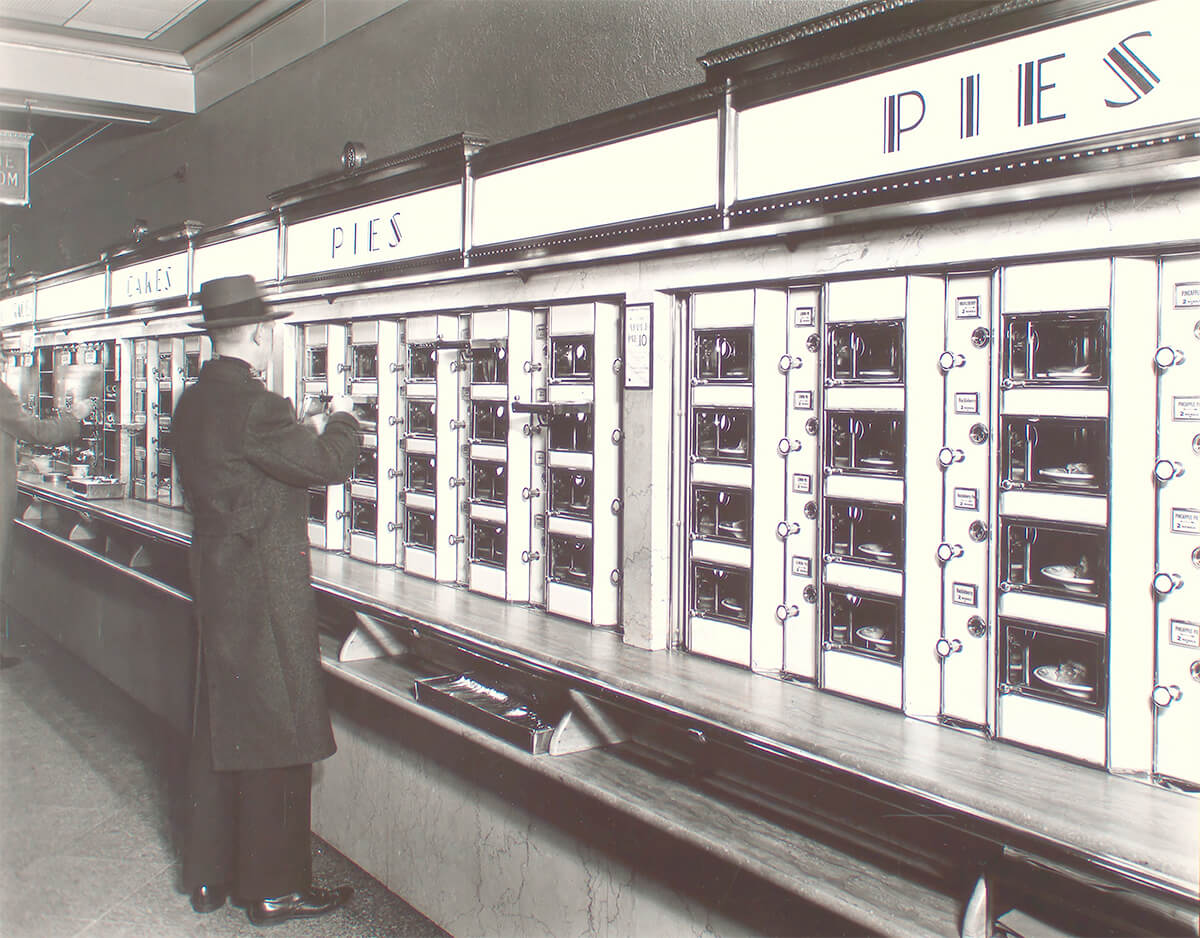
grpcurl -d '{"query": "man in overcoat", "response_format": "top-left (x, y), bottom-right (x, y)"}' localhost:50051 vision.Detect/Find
top-left (171, 275), bottom-right (360, 927)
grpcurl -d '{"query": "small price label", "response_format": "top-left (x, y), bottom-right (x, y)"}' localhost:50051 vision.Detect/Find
top-left (954, 392), bottom-right (979, 415)
top-left (791, 556), bottom-right (811, 577)
top-left (955, 296), bottom-right (980, 319)
top-left (793, 390), bottom-right (813, 411)
top-left (794, 306), bottom-right (814, 327)
top-left (792, 473), bottom-right (812, 494)
top-left (1169, 619), bottom-right (1200, 648)
top-left (952, 583), bottom-right (978, 607)
top-left (953, 487), bottom-right (979, 511)
top-left (1173, 396), bottom-right (1200, 421)
top-left (1171, 507), bottom-right (1200, 535)
top-left (1174, 282), bottom-right (1200, 308)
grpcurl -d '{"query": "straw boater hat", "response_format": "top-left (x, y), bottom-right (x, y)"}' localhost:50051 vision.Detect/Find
top-left (187, 275), bottom-right (291, 330)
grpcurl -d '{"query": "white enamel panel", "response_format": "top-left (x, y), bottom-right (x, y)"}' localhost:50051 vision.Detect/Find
top-left (824, 386), bottom-right (904, 412)
top-left (999, 491), bottom-right (1107, 527)
top-left (193, 230), bottom-right (278, 286)
top-left (1002, 388), bottom-right (1108, 418)
top-left (998, 592), bottom-right (1107, 635)
top-left (823, 651), bottom-right (902, 710)
top-left (1004, 258), bottom-right (1113, 314)
top-left (999, 694), bottom-right (1106, 765)
top-left (823, 474), bottom-right (904, 505)
top-left (689, 617), bottom-right (751, 668)
top-left (822, 561), bottom-right (904, 598)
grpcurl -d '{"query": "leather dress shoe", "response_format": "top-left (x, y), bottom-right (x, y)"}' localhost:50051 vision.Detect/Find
top-left (246, 884), bottom-right (353, 927)
top-left (190, 884), bottom-right (227, 914)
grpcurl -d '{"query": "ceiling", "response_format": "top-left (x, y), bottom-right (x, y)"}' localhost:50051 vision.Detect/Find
top-left (0, 0), bottom-right (378, 173)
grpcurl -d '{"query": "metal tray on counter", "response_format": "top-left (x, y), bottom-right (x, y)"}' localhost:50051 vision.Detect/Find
top-left (413, 673), bottom-right (557, 754)
top-left (65, 477), bottom-right (125, 500)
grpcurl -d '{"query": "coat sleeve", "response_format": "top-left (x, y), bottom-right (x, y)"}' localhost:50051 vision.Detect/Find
top-left (242, 391), bottom-right (360, 488)
top-left (0, 385), bottom-right (83, 446)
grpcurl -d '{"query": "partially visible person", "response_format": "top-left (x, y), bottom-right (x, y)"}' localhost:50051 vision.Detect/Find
top-left (171, 276), bottom-right (360, 928)
top-left (0, 365), bottom-right (91, 645)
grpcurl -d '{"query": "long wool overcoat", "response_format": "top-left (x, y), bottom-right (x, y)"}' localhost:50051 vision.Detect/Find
top-left (172, 356), bottom-right (359, 771)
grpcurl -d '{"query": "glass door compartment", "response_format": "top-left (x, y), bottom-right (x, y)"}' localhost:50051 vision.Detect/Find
top-left (549, 534), bottom-right (592, 588)
top-left (1001, 618), bottom-right (1106, 710)
top-left (470, 401), bottom-right (509, 444)
top-left (691, 561), bottom-right (750, 627)
top-left (406, 453), bottom-right (437, 495)
top-left (692, 408), bottom-right (751, 463)
top-left (550, 336), bottom-right (594, 382)
top-left (694, 328), bottom-right (752, 383)
top-left (825, 500), bottom-right (903, 568)
top-left (1003, 312), bottom-right (1107, 386)
top-left (827, 322), bottom-right (904, 383)
top-left (470, 519), bottom-right (507, 568)
top-left (549, 467), bottom-right (593, 519)
top-left (470, 460), bottom-right (507, 505)
top-left (826, 412), bottom-right (904, 476)
top-left (469, 344), bottom-right (508, 384)
top-left (1001, 520), bottom-right (1108, 602)
top-left (824, 588), bottom-right (902, 660)
top-left (1002, 416), bottom-right (1108, 493)
top-left (691, 485), bottom-right (752, 545)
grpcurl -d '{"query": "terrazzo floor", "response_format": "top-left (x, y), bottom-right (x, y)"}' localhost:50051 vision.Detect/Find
top-left (0, 618), bottom-right (449, 938)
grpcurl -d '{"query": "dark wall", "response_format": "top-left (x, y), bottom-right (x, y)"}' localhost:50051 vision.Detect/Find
top-left (4, 0), bottom-right (848, 277)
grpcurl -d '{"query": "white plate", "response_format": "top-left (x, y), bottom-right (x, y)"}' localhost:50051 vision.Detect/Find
top-left (1047, 364), bottom-right (1093, 376)
top-left (856, 626), bottom-right (893, 648)
top-left (1038, 467), bottom-right (1095, 485)
top-left (859, 456), bottom-right (896, 468)
top-left (1033, 664), bottom-right (1094, 697)
top-left (858, 543), bottom-right (895, 561)
top-left (857, 368), bottom-right (896, 378)
top-left (1040, 564), bottom-right (1095, 593)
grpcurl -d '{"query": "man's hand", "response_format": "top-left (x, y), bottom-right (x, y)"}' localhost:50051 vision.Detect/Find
top-left (328, 395), bottom-right (355, 415)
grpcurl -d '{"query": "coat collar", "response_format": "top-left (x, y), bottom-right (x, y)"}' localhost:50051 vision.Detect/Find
top-left (200, 356), bottom-right (262, 383)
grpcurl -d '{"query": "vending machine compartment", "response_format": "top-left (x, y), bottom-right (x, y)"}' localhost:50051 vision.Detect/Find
top-left (550, 335), bottom-right (594, 383)
top-left (303, 325), bottom-right (328, 380)
top-left (470, 460), bottom-right (507, 505)
top-left (691, 484), bottom-right (751, 545)
top-left (351, 443), bottom-right (377, 484)
top-left (470, 400), bottom-right (508, 444)
top-left (548, 410), bottom-right (594, 453)
top-left (1003, 312), bottom-right (1107, 386)
top-left (826, 412), bottom-right (904, 476)
top-left (351, 400), bottom-right (378, 433)
top-left (470, 519), bottom-right (507, 568)
top-left (406, 453), bottom-right (437, 495)
top-left (308, 488), bottom-right (327, 524)
top-left (407, 399), bottom-right (437, 437)
top-left (825, 499), bottom-right (903, 568)
top-left (692, 408), bottom-right (751, 464)
top-left (350, 340), bottom-right (378, 382)
top-left (549, 534), bottom-right (593, 588)
top-left (691, 561), bottom-right (750, 627)
top-left (826, 322), bottom-right (904, 383)
top-left (824, 588), bottom-right (902, 660)
top-left (349, 495), bottom-right (376, 535)
top-left (408, 343), bottom-right (438, 381)
top-left (405, 506), bottom-right (436, 549)
top-left (469, 343), bottom-right (508, 384)
top-left (1001, 416), bottom-right (1108, 493)
top-left (693, 328), bottom-right (752, 383)
top-left (1001, 520), bottom-right (1107, 602)
top-left (1001, 619), bottom-right (1106, 711)
top-left (549, 467), bottom-right (593, 520)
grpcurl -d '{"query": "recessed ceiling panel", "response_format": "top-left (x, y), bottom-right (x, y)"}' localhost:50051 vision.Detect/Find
top-left (0, 0), bottom-right (90, 27)
top-left (64, 0), bottom-right (206, 40)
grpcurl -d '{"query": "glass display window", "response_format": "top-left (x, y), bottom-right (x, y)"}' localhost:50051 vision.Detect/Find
top-left (470, 344), bottom-right (508, 384)
top-left (408, 344), bottom-right (438, 381)
top-left (407, 399), bottom-right (437, 437)
top-left (826, 412), bottom-right (903, 476)
top-left (1001, 520), bottom-right (1107, 602)
top-left (692, 407), bottom-right (751, 464)
top-left (549, 467), bottom-right (593, 519)
top-left (827, 322), bottom-right (903, 382)
top-left (825, 588), bottom-right (902, 660)
top-left (470, 460), bottom-right (507, 505)
top-left (1001, 619), bottom-right (1106, 710)
top-left (352, 400), bottom-right (378, 432)
top-left (405, 507), bottom-right (436, 549)
top-left (470, 519), bottom-right (507, 568)
top-left (550, 335), bottom-right (594, 382)
top-left (352, 445), bottom-right (377, 484)
top-left (1002, 416), bottom-right (1108, 493)
top-left (406, 453), bottom-right (436, 494)
top-left (548, 410), bottom-right (593, 452)
top-left (1003, 312), bottom-right (1107, 386)
top-left (691, 485), bottom-right (751, 545)
top-left (691, 561), bottom-right (750, 627)
top-left (694, 328), bottom-right (752, 382)
top-left (470, 401), bottom-right (508, 443)
top-left (308, 488), bottom-right (327, 523)
top-left (350, 496), bottom-right (376, 535)
top-left (549, 534), bottom-right (592, 588)
top-left (825, 499), bottom-right (903, 568)
top-left (351, 342), bottom-right (378, 381)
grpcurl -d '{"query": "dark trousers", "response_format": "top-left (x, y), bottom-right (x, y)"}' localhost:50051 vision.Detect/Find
top-left (182, 674), bottom-right (313, 901)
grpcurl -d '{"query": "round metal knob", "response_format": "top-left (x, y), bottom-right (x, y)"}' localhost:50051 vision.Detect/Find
top-left (775, 603), bottom-right (800, 622)
top-left (388, 415), bottom-right (403, 426)
top-left (611, 498), bottom-right (622, 515)
top-left (612, 358), bottom-right (623, 376)
top-left (968, 422), bottom-right (989, 444)
top-left (970, 327), bottom-right (991, 349)
top-left (935, 637), bottom-right (963, 658)
top-left (804, 417), bottom-right (819, 436)
top-left (522, 360), bottom-right (542, 373)
top-left (777, 438), bottom-right (803, 456)
top-left (387, 468), bottom-right (400, 479)
top-left (521, 550), bottom-right (540, 563)
top-left (1154, 346), bottom-right (1185, 369)
top-left (334, 510), bottom-right (347, 520)
top-left (448, 476), bottom-right (465, 488)
top-left (521, 486), bottom-right (541, 500)
top-left (938, 351), bottom-right (965, 372)
top-left (1152, 572), bottom-right (1183, 596)
top-left (778, 354), bottom-right (803, 372)
top-left (610, 569), bottom-right (622, 585)
top-left (611, 428), bottom-right (623, 445)
top-left (776, 521), bottom-right (801, 539)
top-left (802, 585), bottom-right (817, 604)
top-left (1154, 459), bottom-right (1184, 483)
top-left (968, 520), bottom-right (989, 542)
top-left (803, 501), bottom-right (818, 520)
top-left (448, 533), bottom-right (465, 545)
top-left (1151, 684), bottom-right (1182, 708)
top-left (938, 446), bottom-right (964, 468)
top-left (966, 616), bottom-right (987, 638)
top-left (936, 543), bottom-right (964, 564)
top-left (448, 418), bottom-right (466, 430)
top-left (386, 521), bottom-right (400, 532)
top-left (805, 334), bottom-right (821, 353)
top-left (1191, 661), bottom-right (1200, 684)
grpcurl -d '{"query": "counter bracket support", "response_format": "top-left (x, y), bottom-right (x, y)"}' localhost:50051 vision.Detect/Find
top-left (548, 688), bottom-right (629, 755)
top-left (340, 611), bottom-right (412, 662)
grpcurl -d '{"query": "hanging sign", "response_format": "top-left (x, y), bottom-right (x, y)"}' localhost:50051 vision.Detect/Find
top-left (0, 130), bottom-right (32, 206)
top-left (111, 252), bottom-right (188, 307)
top-left (285, 183), bottom-right (463, 278)
top-left (737, 0), bottom-right (1197, 201)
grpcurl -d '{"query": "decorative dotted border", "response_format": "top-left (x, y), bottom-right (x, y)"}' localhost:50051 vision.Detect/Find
top-left (469, 213), bottom-right (720, 260)
top-left (730, 132), bottom-right (1200, 217)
